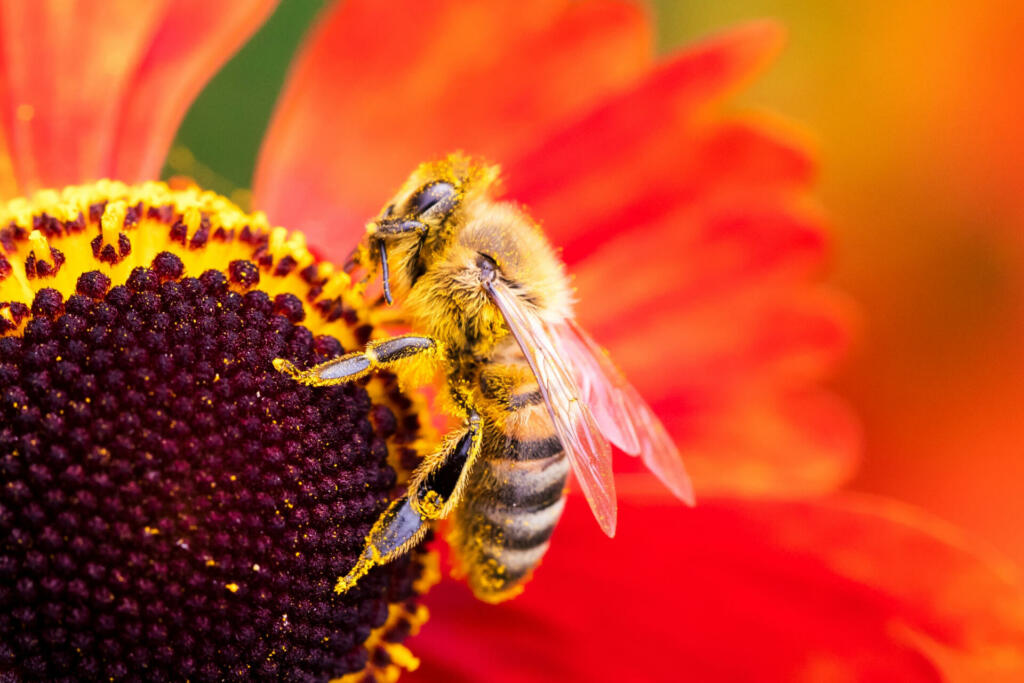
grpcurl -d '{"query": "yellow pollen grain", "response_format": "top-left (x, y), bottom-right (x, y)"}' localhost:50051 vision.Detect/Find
top-left (27, 230), bottom-right (49, 255)
top-left (413, 552), bottom-right (442, 595)
top-left (267, 227), bottom-right (289, 258)
top-left (143, 527), bottom-right (159, 536)
top-left (225, 583), bottom-right (239, 593)
top-left (319, 270), bottom-right (353, 301)
top-left (100, 201), bottom-right (127, 242)
top-left (183, 206), bottom-right (202, 240)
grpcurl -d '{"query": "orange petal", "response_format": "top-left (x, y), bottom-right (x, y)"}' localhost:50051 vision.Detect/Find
top-left (413, 494), bottom-right (1024, 682)
top-left (253, 0), bottom-right (652, 257)
top-left (0, 0), bottom-right (275, 196)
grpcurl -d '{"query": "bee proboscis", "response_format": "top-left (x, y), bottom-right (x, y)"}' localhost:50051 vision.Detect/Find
top-left (274, 154), bottom-right (694, 602)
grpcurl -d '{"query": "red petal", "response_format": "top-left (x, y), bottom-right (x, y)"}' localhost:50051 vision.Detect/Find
top-left (110, 0), bottom-right (278, 183)
top-left (505, 21), bottom-right (792, 251)
top-left (0, 126), bottom-right (17, 198)
top-left (571, 200), bottom-right (830, 335)
top-left (590, 270), bottom-right (858, 496)
top-left (649, 390), bottom-right (859, 497)
top-left (253, 0), bottom-right (652, 257)
top-left (0, 0), bottom-right (274, 196)
top-left (413, 494), bottom-right (1024, 682)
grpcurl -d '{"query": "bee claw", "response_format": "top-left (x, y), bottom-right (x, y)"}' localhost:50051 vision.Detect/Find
top-left (334, 575), bottom-right (356, 594)
top-left (272, 358), bottom-right (299, 378)
top-left (334, 548), bottom-right (376, 594)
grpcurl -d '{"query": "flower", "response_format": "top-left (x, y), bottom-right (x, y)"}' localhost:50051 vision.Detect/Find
top-left (0, 5), bottom-right (437, 679)
top-left (0, 1), bottom-right (1022, 681)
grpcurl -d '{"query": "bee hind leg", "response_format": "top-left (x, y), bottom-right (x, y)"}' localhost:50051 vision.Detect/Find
top-left (336, 409), bottom-right (484, 593)
top-left (273, 334), bottom-right (442, 387)
top-left (335, 495), bottom-right (430, 593)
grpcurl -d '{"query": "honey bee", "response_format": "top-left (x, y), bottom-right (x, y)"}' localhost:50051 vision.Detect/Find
top-left (274, 154), bottom-right (694, 602)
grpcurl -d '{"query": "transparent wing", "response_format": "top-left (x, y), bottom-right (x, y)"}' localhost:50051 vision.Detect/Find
top-left (555, 319), bottom-right (695, 506)
top-left (486, 281), bottom-right (617, 537)
top-left (551, 319), bottom-right (641, 455)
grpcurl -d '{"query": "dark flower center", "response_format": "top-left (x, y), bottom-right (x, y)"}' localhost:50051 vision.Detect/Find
top-left (0, 252), bottom-right (429, 681)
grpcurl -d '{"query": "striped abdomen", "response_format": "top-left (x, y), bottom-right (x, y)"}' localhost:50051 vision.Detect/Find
top-left (449, 357), bottom-right (569, 602)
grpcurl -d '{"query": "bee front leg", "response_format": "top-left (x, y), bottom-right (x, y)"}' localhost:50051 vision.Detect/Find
top-left (336, 409), bottom-right (483, 594)
top-left (273, 334), bottom-right (442, 386)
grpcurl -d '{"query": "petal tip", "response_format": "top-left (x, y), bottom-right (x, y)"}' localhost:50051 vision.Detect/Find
top-left (696, 18), bottom-right (788, 83)
top-left (729, 18), bottom-right (787, 61)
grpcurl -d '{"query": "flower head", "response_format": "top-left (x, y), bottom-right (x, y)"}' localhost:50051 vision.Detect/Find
top-left (0, 183), bottom-right (436, 679)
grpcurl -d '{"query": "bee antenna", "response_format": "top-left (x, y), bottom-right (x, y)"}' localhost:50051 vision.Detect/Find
top-left (378, 239), bottom-right (394, 305)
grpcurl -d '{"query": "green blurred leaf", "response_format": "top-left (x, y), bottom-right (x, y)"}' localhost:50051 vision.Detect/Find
top-left (164, 0), bottom-right (328, 202)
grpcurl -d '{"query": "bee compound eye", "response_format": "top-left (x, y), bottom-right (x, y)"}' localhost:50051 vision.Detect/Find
top-left (477, 252), bottom-right (498, 282)
top-left (411, 182), bottom-right (455, 216)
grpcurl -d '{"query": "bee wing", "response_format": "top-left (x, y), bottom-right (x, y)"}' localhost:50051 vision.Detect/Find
top-left (550, 319), bottom-right (641, 455)
top-left (555, 319), bottom-right (695, 506)
top-left (486, 280), bottom-right (618, 537)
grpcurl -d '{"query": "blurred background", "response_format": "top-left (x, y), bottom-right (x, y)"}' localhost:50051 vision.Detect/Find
top-left (169, 0), bottom-right (1024, 567)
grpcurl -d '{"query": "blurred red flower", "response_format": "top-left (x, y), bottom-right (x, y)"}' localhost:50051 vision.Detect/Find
top-left (667, 1), bottom-right (1024, 573)
top-left (0, 0), bottom-right (1022, 680)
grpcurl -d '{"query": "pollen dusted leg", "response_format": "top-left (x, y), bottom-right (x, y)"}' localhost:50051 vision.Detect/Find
top-left (273, 335), bottom-right (488, 593)
top-left (335, 409), bottom-right (484, 594)
top-left (272, 334), bottom-right (441, 385)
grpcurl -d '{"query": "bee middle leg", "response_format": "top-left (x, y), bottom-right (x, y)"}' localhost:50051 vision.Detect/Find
top-left (273, 334), bottom-right (441, 386)
top-left (335, 409), bottom-right (483, 593)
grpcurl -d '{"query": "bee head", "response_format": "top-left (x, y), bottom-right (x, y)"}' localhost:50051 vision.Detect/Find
top-left (366, 154), bottom-right (499, 304)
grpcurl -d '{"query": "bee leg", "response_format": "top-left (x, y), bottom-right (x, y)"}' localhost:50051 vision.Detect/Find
top-left (409, 410), bottom-right (482, 519)
top-left (273, 334), bottom-right (441, 386)
top-left (336, 410), bottom-right (483, 594)
top-left (335, 495), bottom-right (430, 594)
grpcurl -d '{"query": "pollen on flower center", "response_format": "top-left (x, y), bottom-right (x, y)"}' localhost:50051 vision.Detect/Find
top-left (0, 183), bottom-right (437, 681)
